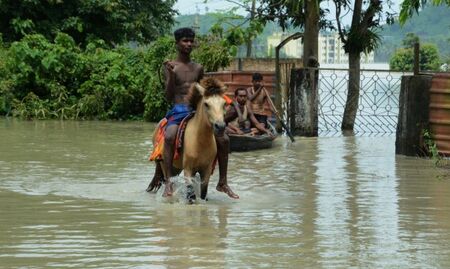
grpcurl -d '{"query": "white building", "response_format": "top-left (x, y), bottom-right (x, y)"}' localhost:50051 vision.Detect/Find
top-left (267, 32), bottom-right (375, 64)
top-left (267, 32), bottom-right (303, 58)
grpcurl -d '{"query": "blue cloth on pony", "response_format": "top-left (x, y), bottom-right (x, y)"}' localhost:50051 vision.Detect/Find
top-left (165, 104), bottom-right (193, 127)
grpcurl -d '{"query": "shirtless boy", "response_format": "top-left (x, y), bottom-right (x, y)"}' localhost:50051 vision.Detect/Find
top-left (149, 27), bottom-right (239, 199)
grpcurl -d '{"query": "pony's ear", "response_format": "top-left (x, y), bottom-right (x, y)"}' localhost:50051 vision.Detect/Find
top-left (195, 83), bottom-right (206, 96)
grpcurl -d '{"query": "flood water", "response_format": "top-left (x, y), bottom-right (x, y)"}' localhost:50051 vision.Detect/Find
top-left (1, 118), bottom-right (449, 268)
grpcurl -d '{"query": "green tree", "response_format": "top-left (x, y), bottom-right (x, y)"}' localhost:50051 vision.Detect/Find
top-left (402, 32), bottom-right (420, 48)
top-left (0, 0), bottom-right (177, 46)
top-left (193, 29), bottom-right (235, 72)
top-left (390, 42), bottom-right (441, 71)
top-left (255, 0), bottom-right (325, 67)
top-left (142, 36), bottom-right (175, 121)
top-left (400, 0), bottom-right (450, 24)
top-left (398, 0), bottom-right (450, 68)
top-left (334, 0), bottom-right (395, 131)
top-left (390, 48), bottom-right (414, 71)
top-left (375, 5), bottom-right (450, 62)
top-left (203, 1), bottom-right (266, 58)
top-left (255, 0), bottom-right (395, 131)
top-left (0, 33), bottom-right (177, 120)
top-left (0, 37), bottom-right (13, 116)
top-left (420, 44), bottom-right (441, 70)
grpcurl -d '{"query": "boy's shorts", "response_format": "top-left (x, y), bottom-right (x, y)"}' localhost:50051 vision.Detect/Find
top-left (165, 104), bottom-right (193, 127)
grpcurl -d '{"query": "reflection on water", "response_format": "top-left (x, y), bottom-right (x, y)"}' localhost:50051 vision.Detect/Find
top-left (1, 118), bottom-right (449, 268)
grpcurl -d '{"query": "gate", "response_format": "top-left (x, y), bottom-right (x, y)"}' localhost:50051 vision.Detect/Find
top-left (289, 67), bottom-right (412, 136)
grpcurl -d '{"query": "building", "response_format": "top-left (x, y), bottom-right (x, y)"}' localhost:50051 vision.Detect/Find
top-left (267, 32), bottom-right (375, 64)
top-left (267, 32), bottom-right (303, 58)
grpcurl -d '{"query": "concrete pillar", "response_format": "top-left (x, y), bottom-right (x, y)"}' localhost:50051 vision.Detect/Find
top-left (289, 68), bottom-right (318, 136)
top-left (395, 75), bottom-right (433, 156)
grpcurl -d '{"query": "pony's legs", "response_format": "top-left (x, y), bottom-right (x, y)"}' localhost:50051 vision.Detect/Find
top-left (162, 124), bottom-right (179, 196)
top-left (146, 161), bottom-right (164, 192)
top-left (183, 170), bottom-right (196, 203)
top-left (199, 169), bottom-right (212, 200)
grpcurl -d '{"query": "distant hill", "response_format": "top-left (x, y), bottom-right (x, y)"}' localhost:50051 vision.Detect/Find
top-left (376, 5), bottom-right (450, 62)
top-left (174, 13), bottom-right (223, 35)
top-left (174, 5), bottom-right (450, 62)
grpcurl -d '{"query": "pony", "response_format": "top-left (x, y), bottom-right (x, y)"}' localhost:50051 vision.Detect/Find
top-left (148, 77), bottom-right (227, 202)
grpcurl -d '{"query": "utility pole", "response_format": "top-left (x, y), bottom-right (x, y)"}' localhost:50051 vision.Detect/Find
top-left (193, 4), bottom-right (200, 33)
top-left (246, 0), bottom-right (256, 58)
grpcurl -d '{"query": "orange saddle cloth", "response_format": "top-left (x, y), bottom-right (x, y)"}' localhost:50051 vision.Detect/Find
top-left (149, 103), bottom-right (227, 173)
top-left (149, 113), bottom-right (194, 162)
top-left (149, 118), bottom-right (167, 161)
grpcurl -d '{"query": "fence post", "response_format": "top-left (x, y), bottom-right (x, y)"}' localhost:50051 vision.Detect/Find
top-left (237, 58), bottom-right (243, 71)
top-left (289, 66), bottom-right (319, 136)
top-left (414, 42), bottom-right (420, 75)
top-left (275, 32), bottom-right (304, 132)
top-left (395, 74), bottom-right (433, 156)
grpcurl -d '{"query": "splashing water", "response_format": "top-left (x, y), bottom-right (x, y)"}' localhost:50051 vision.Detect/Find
top-left (155, 175), bottom-right (203, 204)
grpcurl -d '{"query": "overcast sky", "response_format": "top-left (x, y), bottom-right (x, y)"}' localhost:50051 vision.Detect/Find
top-left (174, 0), bottom-right (245, 15)
top-left (173, 0), bottom-right (402, 24)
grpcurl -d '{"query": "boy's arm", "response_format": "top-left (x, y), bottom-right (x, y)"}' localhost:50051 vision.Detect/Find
top-left (247, 104), bottom-right (270, 134)
top-left (163, 61), bottom-right (176, 102)
top-left (263, 87), bottom-right (277, 113)
top-left (248, 87), bottom-right (263, 102)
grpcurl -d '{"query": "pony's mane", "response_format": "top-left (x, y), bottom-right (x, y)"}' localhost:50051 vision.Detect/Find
top-left (187, 78), bottom-right (226, 109)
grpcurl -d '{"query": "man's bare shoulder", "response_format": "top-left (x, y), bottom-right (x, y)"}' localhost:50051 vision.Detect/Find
top-left (169, 61), bottom-right (202, 71)
top-left (191, 61), bottom-right (203, 70)
top-left (245, 102), bottom-right (254, 113)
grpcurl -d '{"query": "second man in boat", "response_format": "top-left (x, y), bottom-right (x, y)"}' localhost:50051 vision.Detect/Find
top-left (225, 87), bottom-right (274, 137)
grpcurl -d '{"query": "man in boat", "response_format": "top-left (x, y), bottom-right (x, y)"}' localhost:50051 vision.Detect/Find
top-left (225, 88), bottom-right (274, 137)
top-left (149, 27), bottom-right (239, 199)
top-left (246, 72), bottom-right (274, 128)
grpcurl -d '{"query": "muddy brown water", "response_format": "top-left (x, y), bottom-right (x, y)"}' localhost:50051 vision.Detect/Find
top-left (1, 119), bottom-right (449, 268)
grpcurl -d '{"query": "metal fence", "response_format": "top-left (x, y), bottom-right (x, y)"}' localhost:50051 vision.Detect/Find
top-left (316, 68), bottom-right (412, 136)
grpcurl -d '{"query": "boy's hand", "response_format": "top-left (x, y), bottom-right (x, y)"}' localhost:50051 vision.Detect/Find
top-left (164, 61), bottom-right (176, 75)
top-left (266, 129), bottom-right (275, 139)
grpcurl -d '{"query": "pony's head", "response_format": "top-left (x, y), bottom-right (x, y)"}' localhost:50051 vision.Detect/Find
top-left (187, 77), bottom-right (227, 134)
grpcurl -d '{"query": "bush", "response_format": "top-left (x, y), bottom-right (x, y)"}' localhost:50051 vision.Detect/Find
top-left (0, 31), bottom-right (237, 121)
top-left (0, 34), bottom-right (176, 121)
top-left (141, 36), bottom-right (175, 121)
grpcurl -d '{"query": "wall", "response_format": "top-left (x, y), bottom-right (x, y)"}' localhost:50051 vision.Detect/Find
top-left (429, 73), bottom-right (450, 156)
top-left (396, 75), bottom-right (433, 156)
top-left (222, 58), bottom-right (303, 72)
